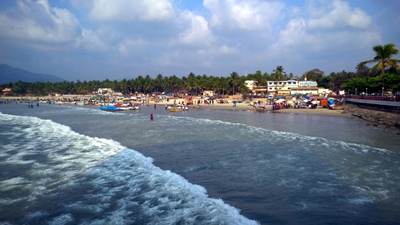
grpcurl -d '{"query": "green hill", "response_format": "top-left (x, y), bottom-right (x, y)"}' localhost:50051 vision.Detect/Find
top-left (0, 64), bottom-right (65, 84)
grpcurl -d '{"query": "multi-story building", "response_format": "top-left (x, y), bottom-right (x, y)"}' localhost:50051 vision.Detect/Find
top-left (290, 80), bottom-right (319, 95)
top-left (244, 80), bottom-right (258, 93)
top-left (97, 88), bottom-right (114, 95)
top-left (247, 79), bottom-right (322, 95)
top-left (266, 80), bottom-right (299, 93)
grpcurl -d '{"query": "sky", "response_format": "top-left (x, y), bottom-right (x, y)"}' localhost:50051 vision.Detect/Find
top-left (0, 0), bottom-right (399, 81)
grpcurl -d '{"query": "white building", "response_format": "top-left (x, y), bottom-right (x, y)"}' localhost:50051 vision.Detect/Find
top-left (266, 80), bottom-right (299, 93)
top-left (290, 80), bottom-right (319, 94)
top-left (203, 90), bottom-right (214, 97)
top-left (97, 88), bottom-right (113, 95)
top-left (245, 80), bottom-right (258, 93)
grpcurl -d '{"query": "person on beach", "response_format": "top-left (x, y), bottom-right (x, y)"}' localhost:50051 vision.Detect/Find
top-left (165, 103), bottom-right (168, 110)
top-left (154, 103), bottom-right (156, 109)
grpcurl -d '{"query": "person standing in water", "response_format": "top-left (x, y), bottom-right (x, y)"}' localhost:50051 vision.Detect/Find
top-left (150, 114), bottom-right (154, 120)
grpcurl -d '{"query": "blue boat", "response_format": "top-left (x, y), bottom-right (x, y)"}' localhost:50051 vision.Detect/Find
top-left (99, 106), bottom-right (123, 111)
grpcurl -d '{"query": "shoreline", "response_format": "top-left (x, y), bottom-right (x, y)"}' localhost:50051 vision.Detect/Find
top-left (189, 103), bottom-right (350, 117)
top-left (0, 95), bottom-right (350, 117)
top-left (2, 95), bottom-right (399, 130)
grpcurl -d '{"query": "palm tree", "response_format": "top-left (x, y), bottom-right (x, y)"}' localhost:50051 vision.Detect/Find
top-left (357, 43), bottom-right (400, 94)
top-left (228, 72), bottom-right (239, 95)
top-left (155, 74), bottom-right (163, 92)
top-left (273, 66), bottom-right (286, 81)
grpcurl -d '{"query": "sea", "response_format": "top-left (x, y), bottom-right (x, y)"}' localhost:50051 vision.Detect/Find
top-left (1, 100), bottom-right (400, 225)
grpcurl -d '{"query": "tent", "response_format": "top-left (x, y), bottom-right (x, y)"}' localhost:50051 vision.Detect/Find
top-left (311, 100), bottom-right (319, 104)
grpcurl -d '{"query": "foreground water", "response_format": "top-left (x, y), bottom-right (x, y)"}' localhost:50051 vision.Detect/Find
top-left (1, 102), bottom-right (400, 224)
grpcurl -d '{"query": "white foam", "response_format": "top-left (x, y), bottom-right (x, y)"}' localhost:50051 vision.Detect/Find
top-left (0, 113), bottom-right (258, 224)
top-left (25, 210), bottom-right (49, 219)
top-left (48, 213), bottom-right (74, 225)
top-left (0, 177), bottom-right (29, 191)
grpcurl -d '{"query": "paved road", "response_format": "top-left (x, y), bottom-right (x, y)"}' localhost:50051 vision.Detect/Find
top-left (345, 98), bottom-right (400, 107)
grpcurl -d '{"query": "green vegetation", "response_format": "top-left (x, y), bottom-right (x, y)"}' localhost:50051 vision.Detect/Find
top-left (356, 43), bottom-right (400, 94)
top-left (1, 44), bottom-right (399, 96)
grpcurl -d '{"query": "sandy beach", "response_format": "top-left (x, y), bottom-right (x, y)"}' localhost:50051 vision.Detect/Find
top-left (2, 95), bottom-right (349, 117)
top-left (145, 96), bottom-right (349, 117)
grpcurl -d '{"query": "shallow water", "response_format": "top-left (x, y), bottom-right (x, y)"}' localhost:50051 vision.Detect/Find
top-left (1, 101), bottom-right (400, 224)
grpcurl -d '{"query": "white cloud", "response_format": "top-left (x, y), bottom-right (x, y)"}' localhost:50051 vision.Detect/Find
top-left (75, 28), bottom-right (108, 52)
top-left (307, 1), bottom-right (372, 29)
top-left (151, 51), bottom-right (187, 67)
top-left (0, 0), bottom-right (80, 44)
top-left (171, 11), bottom-right (214, 46)
top-left (203, 0), bottom-right (284, 30)
top-left (272, 0), bottom-right (380, 54)
top-left (218, 45), bottom-right (238, 54)
top-left (118, 38), bottom-right (147, 57)
top-left (198, 44), bottom-right (239, 56)
top-left (89, 0), bottom-right (174, 22)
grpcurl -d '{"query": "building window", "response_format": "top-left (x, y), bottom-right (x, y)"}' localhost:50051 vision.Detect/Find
top-left (283, 82), bottom-right (286, 84)
top-left (269, 88), bottom-right (272, 90)
top-left (288, 82), bottom-right (291, 84)
top-left (274, 82), bottom-right (277, 84)
top-left (279, 82), bottom-right (282, 84)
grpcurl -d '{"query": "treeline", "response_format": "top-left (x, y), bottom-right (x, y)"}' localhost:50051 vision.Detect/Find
top-left (297, 67), bottom-right (400, 94)
top-left (0, 67), bottom-right (399, 96)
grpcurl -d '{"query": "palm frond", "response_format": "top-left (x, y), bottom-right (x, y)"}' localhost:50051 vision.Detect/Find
top-left (388, 59), bottom-right (400, 69)
top-left (361, 59), bottom-right (379, 64)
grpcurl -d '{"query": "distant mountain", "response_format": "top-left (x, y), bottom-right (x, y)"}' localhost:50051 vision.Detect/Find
top-left (0, 64), bottom-right (65, 84)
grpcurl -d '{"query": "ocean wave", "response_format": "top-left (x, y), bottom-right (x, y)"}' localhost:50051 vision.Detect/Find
top-left (0, 113), bottom-right (258, 224)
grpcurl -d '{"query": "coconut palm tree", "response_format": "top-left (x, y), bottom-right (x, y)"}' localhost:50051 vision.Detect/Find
top-left (357, 43), bottom-right (400, 94)
top-left (228, 71), bottom-right (240, 95)
top-left (273, 66), bottom-right (286, 81)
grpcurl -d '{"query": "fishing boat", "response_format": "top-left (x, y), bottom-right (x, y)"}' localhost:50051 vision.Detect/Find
top-left (99, 106), bottom-right (124, 111)
top-left (131, 106), bottom-right (140, 110)
top-left (115, 103), bottom-right (140, 110)
top-left (168, 106), bottom-right (186, 112)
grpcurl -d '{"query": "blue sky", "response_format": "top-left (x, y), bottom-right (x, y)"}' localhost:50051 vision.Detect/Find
top-left (0, 0), bottom-right (399, 81)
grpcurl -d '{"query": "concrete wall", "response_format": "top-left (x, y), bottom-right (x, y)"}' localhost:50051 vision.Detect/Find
top-left (345, 99), bottom-right (400, 114)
